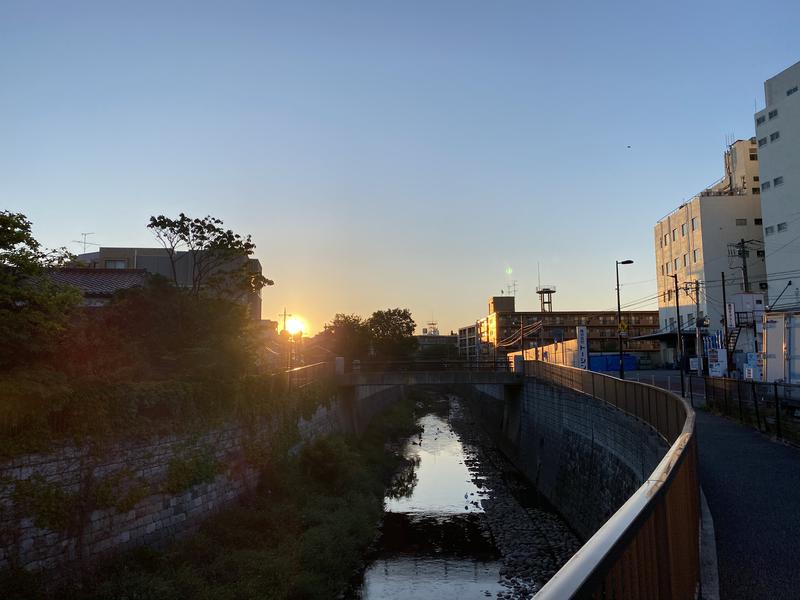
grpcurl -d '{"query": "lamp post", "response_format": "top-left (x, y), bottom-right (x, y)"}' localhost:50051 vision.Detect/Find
top-left (616, 259), bottom-right (634, 379)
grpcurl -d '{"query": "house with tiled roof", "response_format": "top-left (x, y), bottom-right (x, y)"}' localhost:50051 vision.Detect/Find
top-left (47, 268), bottom-right (147, 307)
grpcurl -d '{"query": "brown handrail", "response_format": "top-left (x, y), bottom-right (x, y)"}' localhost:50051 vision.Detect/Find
top-left (529, 361), bottom-right (699, 599)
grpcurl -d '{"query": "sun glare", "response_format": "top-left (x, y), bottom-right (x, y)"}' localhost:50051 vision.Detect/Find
top-left (285, 317), bottom-right (305, 335)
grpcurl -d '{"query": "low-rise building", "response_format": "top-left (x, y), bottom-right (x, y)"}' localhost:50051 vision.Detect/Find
top-left (458, 296), bottom-right (660, 365)
top-left (78, 247), bottom-right (263, 319)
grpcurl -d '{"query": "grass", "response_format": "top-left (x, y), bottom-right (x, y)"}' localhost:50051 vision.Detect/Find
top-left (0, 393), bottom-right (424, 600)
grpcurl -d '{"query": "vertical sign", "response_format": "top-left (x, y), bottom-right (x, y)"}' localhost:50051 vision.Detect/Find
top-left (726, 303), bottom-right (736, 330)
top-left (576, 325), bottom-right (589, 369)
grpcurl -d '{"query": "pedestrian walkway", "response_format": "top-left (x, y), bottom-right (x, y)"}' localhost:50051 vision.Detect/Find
top-left (695, 410), bottom-right (800, 599)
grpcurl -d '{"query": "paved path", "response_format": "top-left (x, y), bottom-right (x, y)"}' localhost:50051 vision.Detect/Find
top-left (695, 410), bottom-right (800, 599)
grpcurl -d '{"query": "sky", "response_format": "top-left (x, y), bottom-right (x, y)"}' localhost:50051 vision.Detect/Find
top-left (2, 1), bottom-right (799, 335)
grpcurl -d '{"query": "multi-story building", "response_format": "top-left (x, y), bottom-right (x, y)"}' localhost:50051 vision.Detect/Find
top-left (458, 296), bottom-right (660, 364)
top-left (78, 247), bottom-right (264, 319)
top-left (755, 60), bottom-right (800, 309)
top-left (653, 139), bottom-right (766, 363)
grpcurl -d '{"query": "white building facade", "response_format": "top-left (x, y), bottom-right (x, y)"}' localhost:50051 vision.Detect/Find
top-left (755, 61), bottom-right (800, 310)
top-left (654, 139), bottom-right (766, 364)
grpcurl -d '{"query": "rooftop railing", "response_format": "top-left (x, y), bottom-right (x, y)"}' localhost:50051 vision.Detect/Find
top-left (529, 361), bottom-right (699, 599)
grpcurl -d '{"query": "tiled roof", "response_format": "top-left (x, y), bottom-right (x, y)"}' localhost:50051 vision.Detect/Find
top-left (48, 268), bottom-right (147, 297)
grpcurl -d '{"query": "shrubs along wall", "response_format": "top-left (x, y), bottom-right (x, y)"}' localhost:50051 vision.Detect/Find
top-left (0, 377), bottom-right (404, 580)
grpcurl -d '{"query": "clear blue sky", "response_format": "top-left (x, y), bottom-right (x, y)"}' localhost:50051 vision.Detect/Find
top-left (2, 1), bottom-right (798, 334)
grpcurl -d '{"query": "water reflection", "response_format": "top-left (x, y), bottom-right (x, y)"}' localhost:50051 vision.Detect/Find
top-left (356, 412), bottom-right (505, 599)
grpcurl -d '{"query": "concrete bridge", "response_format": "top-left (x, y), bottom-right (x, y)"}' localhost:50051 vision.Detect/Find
top-left (339, 360), bottom-right (699, 599)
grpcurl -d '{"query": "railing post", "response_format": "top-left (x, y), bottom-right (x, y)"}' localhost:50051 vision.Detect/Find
top-left (752, 381), bottom-right (761, 432)
top-left (737, 379), bottom-right (744, 423)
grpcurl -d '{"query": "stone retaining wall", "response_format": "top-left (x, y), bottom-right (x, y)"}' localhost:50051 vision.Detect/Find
top-left (0, 384), bottom-right (404, 577)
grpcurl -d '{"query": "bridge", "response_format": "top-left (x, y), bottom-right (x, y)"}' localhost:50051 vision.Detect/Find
top-left (338, 359), bottom-right (699, 599)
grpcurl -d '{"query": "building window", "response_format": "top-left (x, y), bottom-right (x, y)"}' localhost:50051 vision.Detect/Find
top-left (673, 258), bottom-right (679, 271)
top-left (771, 131), bottom-right (780, 142)
top-left (778, 222), bottom-right (788, 232)
top-left (756, 115), bottom-right (766, 126)
top-left (672, 229), bottom-right (676, 241)
top-left (691, 217), bottom-right (698, 231)
top-left (664, 234), bottom-right (669, 245)
top-left (667, 290), bottom-right (672, 302)
top-left (104, 259), bottom-right (128, 269)
top-left (754, 176), bottom-right (760, 182)
top-left (749, 153), bottom-right (758, 161)
top-left (769, 109), bottom-right (778, 119)
top-left (757, 250), bottom-right (765, 257)
top-left (758, 137), bottom-right (767, 147)
top-left (762, 181), bottom-right (771, 191)
top-left (693, 249), bottom-right (699, 263)
top-left (736, 218), bottom-right (747, 226)
top-left (666, 262), bottom-right (670, 274)
top-left (788, 86), bottom-right (799, 96)
top-left (766, 226), bottom-right (775, 236)
top-left (755, 218), bottom-right (763, 225)
top-left (661, 264), bottom-right (665, 275)
top-left (683, 254), bottom-right (688, 267)
top-left (752, 188), bottom-right (761, 195)
top-left (774, 176), bottom-right (784, 186)
top-left (681, 223), bottom-right (687, 236)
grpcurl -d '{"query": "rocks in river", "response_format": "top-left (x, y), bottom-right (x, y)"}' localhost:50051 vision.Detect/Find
top-left (447, 397), bottom-right (582, 600)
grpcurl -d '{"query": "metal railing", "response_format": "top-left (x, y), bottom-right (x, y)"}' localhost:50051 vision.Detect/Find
top-left (691, 374), bottom-right (800, 445)
top-left (285, 361), bottom-right (332, 388)
top-left (349, 360), bottom-right (512, 373)
top-left (529, 361), bottom-right (699, 599)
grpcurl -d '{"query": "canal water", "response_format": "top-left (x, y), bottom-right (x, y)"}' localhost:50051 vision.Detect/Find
top-left (353, 396), bottom-right (580, 599)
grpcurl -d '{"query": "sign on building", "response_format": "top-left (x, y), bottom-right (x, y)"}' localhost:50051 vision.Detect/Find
top-left (576, 325), bottom-right (589, 370)
top-left (726, 303), bottom-right (736, 330)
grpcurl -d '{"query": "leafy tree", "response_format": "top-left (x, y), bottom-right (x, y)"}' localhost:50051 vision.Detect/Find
top-left (322, 314), bottom-right (372, 363)
top-left (368, 308), bottom-right (417, 361)
top-left (0, 211), bottom-right (80, 368)
top-left (60, 275), bottom-right (259, 380)
top-left (147, 213), bottom-right (273, 300)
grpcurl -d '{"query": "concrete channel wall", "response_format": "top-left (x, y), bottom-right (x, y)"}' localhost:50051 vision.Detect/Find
top-left (466, 378), bottom-right (669, 541)
top-left (0, 383), bottom-right (405, 576)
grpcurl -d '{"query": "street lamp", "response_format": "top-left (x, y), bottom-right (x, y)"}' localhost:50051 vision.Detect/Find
top-left (616, 259), bottom-right (634, 379)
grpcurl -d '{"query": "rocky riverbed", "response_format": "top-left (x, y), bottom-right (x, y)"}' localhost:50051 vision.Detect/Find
top-left (354, 392), bottom-right (581, 600)
top-left (447, 394), bottom-right (582, 598)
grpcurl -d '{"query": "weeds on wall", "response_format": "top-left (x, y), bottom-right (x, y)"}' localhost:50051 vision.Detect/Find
top-left (0, 393), bottom-right (425, 600)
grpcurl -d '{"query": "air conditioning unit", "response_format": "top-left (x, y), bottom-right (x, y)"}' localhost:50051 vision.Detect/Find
top-left (759, 282), bottom-right (769, 290)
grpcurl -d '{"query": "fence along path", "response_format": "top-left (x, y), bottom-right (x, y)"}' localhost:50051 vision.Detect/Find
top-left (529, 361), bottom-right (699, 600)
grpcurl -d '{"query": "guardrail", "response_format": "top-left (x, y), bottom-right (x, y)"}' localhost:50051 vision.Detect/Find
top-left (529, 361), bottom-right (699, 599)
top-left (285, 361), bottom-right (332, 388)
top-left (349, 360), bottom-right (512, 373)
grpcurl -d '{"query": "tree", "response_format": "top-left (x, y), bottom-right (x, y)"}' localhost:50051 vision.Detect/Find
top-left (147, 213), bottom-right (274, 300)
top-left (322, 314), bottom-right (372, 363)
top-left (0, 211), bottom-right (81, 368)
top-left (368, 308), bottom-right (417, 361)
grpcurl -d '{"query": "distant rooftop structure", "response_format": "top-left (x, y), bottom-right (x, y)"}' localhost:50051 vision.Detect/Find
top-left (48, 268), bottom-right (147, 307)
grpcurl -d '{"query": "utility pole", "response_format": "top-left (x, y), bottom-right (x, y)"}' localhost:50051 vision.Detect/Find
top-left (670, 274), bottom-right (686, 397)
top-left (695, 280), bottom-right (701, 375)
top-left (739, 238), bottom-right (750, 292)
top-left (721, 271), bottom-right (730, 375)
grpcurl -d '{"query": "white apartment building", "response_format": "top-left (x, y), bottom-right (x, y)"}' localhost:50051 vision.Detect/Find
top-left (755, 61), bottom-right (800, 309)
top-left (654, 139), bottom-right (766, 362)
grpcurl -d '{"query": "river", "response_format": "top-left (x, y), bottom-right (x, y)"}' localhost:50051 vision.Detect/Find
top-left (353, 394), bottom-right (580, 599)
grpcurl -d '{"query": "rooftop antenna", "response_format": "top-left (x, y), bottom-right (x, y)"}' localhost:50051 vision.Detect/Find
top-left (71, 232), bottom-right (96, 253)
top-left (506, 281), bottom-right (518, 297)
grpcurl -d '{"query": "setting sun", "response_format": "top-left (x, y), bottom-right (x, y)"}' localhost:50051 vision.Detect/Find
top-left (285, 317), bottom-right (305, 335)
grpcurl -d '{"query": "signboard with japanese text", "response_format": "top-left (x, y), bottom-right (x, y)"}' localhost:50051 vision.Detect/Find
top-left (576, 326), bottom-right (589, 369)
